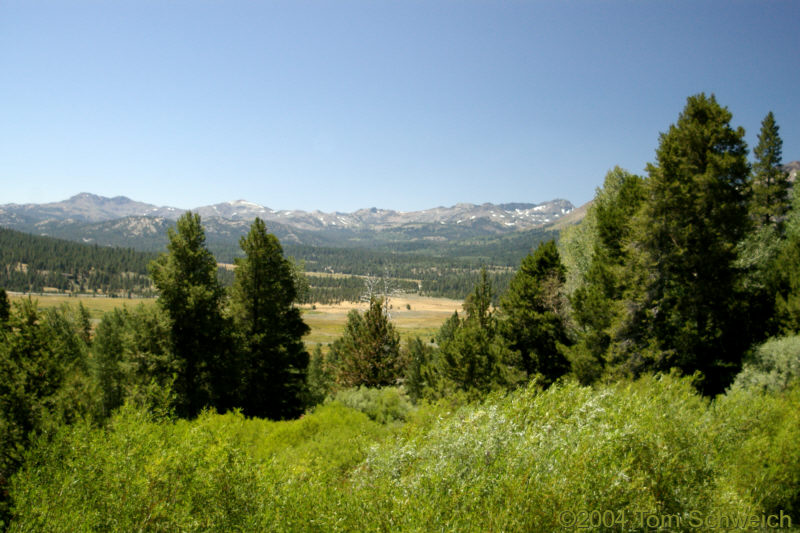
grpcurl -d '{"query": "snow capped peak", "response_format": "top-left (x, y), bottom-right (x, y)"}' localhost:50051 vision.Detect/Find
top-left (227, 200), bottom-right (265, 209)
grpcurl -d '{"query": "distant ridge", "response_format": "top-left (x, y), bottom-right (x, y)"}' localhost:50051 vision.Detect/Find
top-left (783, 161), bottom-right (800, 182)
top-left (0, 194), bottom-right (574, 233)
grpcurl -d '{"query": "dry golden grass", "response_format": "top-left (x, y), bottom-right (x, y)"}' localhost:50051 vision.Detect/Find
top-left (8, 292), bottom-right (461, 345)
top-left (301, 294), bottom-right (461, 346)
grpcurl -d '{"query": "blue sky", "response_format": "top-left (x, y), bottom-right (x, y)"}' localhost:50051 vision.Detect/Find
top-left (1, 1), bottom-right (799, 212)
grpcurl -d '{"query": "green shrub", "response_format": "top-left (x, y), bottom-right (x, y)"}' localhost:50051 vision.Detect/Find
top-left (9, 405), bottom-right (263, 532)
top-left (731, 334), bottom-right (800, 392)
top-left (711, 383), bottom-right (800, 517)
top-left (332, 386), bottom-right (413, 424)
top-left (351, 375), bottom-right (725, 531)
top-left (9, 402), bottom-right (391, 532)
top-left (9, 375), bottom-right (800, 531)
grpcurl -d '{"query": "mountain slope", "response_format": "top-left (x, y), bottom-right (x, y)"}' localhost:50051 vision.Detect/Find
top-left (0, 194), bottom-right (575, 255)
top-left (0, 194), bottom-right (574, 232)
top-left (0, 227), bottom-right (155, 295)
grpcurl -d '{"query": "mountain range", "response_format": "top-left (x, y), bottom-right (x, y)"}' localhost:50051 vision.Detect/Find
top-left (0, 194), bottom-right (575, 258)
top-left (0, 193), bottom-right (573, 228)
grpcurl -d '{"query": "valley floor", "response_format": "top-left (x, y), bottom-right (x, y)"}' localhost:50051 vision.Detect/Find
top-left (8, 292), bottom-right (460, 345)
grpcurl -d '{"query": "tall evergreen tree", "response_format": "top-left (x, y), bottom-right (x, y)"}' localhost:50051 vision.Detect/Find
top-left (770, 188), bottom-right (800, 334)
top-left (568, 168), bottom-right (646, 383)
top-left (0, 300), bottom-right (95, 524)
top-left (729, 114), bottom-right (790, 343)
top-left (633, 93), bottom-right (751, 395)
top-left (329, 297), bottom-right (403, 388)
top-left (0, 289), bottom-right (9, 325)
top-left (750, 111), bottom-right (790, 229)
top-left (500, 240), bottom-right (570, 386)
top-left (149, 212), bottom-right (227, 417)
top-left (403, 337), bottom-right (436, 403)
top-left (439, 269), bottom-right (520, 396)
top-left (229, 218), bottom-right (309, 419)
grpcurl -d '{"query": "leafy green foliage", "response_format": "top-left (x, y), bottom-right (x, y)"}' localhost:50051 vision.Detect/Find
top-left (8, 402), bottom-right (390, 531)
top-left (332, 386), bottom-right (413, 424)
top-left (0, 300), bottom-right (96, 526)
top-left (9, 406), bottom-right (265, 532)
top-left (731, 335), bottom-right (800, 393)
top-left (355, 376), bottom-right (722, 530)
top-left (229, 218), bottom-right (309, 419)
top-left (712, 384), bottom-right (800, 517)
top-left (10, 375), bottom-right (800, 531)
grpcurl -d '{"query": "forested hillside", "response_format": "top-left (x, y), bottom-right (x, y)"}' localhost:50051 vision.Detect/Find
top-left (0, 228), bottom-right (156, 296)
top-left (0, 223), bottom-right (553, 302)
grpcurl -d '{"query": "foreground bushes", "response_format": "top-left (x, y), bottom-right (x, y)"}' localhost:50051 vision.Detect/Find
top-left (8, 376), bottom-right (800, 531)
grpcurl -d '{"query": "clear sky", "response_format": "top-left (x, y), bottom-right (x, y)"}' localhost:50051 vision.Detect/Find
top-left (1, 1), bottom-right (799, 212)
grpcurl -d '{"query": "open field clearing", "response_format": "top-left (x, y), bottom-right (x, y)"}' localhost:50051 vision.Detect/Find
top-left (8, 293), bottom-right (157, 319)
top-left (301, 293), bottom-right (462, 346)
top-left (8, 292), bottom-right (461, 345)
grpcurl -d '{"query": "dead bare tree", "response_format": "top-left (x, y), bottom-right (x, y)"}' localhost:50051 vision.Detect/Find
top-left (360, 267), bottom-right (402, 319)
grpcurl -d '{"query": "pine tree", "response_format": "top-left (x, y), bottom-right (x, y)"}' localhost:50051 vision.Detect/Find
top-left (439, 269), bottom-right (520, 396)
top-left (568, 168), bottom-right (646, 383)
top-left (304, 344), bottom-right (334, 407)
top-left (0, 288), bottom-right (9, 325)
top-left (750, 111), bottom-right (790, 229)
top-left (770, 188), bottom-right (800, 333)
top-left (229, 218), bottom-right (309, 419)
top-left (500, 240), bottom-right (570, 386)
top-left (329, 297), bottom-right (403, 388)
top-left (463, 268), bottom-right (494, 330)
top-left (403, 336), bottom-right (436, 403)
top-left (149, 212), bottom-right (228, 417)
top-left (634, 93), bottom-right (751, 395)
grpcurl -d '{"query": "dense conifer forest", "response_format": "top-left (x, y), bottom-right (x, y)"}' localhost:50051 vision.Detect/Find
top-left (0, 228), bottom-right (156, 296)
top-left (0, 225), bottom-right (532, 302)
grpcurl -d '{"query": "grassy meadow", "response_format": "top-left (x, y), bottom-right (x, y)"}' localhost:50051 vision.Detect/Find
top-left (7, 292), bottom-right (459, 345)
top-left (7, 293), bottom-right (157, 320)
top-left (300, 293), bottom-right (461, 346)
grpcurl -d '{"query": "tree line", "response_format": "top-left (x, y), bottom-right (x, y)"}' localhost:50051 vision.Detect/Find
top-left (0, 215), bottom-right (309, 523)
top-left (309, 95), bottom-right (799, 402)
top-left (0, 228), bottom-right (155, 296)
top-left (0, 224), bottom-right (534, 302)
